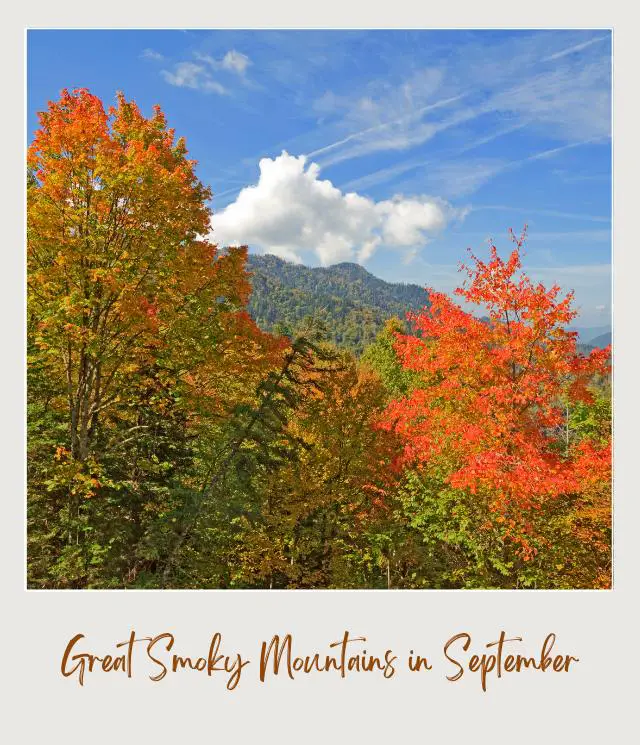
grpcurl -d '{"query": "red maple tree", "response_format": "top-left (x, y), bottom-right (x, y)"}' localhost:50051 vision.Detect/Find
top-left (379, 229), bottom-right (611, 559)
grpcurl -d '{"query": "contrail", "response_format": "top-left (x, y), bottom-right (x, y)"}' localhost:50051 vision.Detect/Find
top-left (541, 34), bottom-right (610, 63)
top-left (305, 93), bottom-right (468, 159)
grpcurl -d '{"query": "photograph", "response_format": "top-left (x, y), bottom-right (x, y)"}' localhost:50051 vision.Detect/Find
top-left (26, 28), bottom-right (612, 590)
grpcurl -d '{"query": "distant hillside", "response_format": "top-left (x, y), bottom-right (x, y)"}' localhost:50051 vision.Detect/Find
top-left (587, 331), bottom-right (612, 348)
top-left (246, 254), bottom-right (429, 354)
top-left (575, 329), bottom-right (612, 354)
top-left (570, 325), bottom-right (612, 345)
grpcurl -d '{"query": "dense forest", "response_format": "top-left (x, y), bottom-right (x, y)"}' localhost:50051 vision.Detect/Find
top-left (247, 254), bottom-right (428, 354)
top-left (247, 255), bottom-right (610, 356)
top-left (27, 89), bottom-right (612, 589)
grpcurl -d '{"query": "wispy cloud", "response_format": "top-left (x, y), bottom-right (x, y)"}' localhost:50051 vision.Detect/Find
top-left (540, 34), bottom-right (610, 63)
top-left (141, 48), bottom-right (164, 62)
top-left (456, 121), bottom-right (530, 155)
top-left (342, 159), bottom-right (431, 193)
top-left (159, 48), bottom-right (253, 95)
top-left (221, 50), bottom-right (251, 75)
top-left (195, 49), bottom-right (252, 76)
top-left (524, 138), bottom-right (605, 162)
top-left (161, 62), bottom-right (227, 94)
top-left (552, 168), bottom-right (611, 184)
top-left (525, 230), bottom-right (611, 242)
top-left (419, 159), bottom-right (508, 198)
top-left (342, 121), bottom-right (530, 193)
top-left (358, 138), bottom-right (606, 200)
top-left (486, 64), bottom-right (611, 141)
top-left (471, 205), bottom-right (611, 223)
top-left (200, 31), bottom-right (610, 242)
top-left (306, 92), bottom-right (468, 162)
top-left (303, 32), bottom-right (611, 170)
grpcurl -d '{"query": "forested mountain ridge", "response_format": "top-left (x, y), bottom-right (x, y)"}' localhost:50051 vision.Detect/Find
top-left (246, 253), bottom-right (429, 353)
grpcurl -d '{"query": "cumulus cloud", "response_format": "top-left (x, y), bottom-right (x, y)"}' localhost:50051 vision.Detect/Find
top-left (211, 152), bottom-right (463, 265)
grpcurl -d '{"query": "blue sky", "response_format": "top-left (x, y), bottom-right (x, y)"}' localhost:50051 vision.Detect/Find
top-left (27, 30), bottom-right (612, 328)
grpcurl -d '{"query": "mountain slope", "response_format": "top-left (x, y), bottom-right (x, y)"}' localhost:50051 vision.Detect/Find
top-left (570, 325), bottom-right (612, 345)
top-left (587, 331), bottom-right (612, 348)
top-left (246, 254), bottom-right (429, 354)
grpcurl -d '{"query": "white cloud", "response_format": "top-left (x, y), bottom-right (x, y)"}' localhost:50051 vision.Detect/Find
top-left (161, 62), bottom-right (227, 94)
top-left (540, 35), bottom-right (609, 63)
top-left (210, 152), bottom-right (463, 265)
top-left (378, 197), bottom-right (450, 246)
top-left (420, 159), bottom-right (508, 198)
top-left (141, 48), bottom-right (164, 62)
top-left (471, 205), bottom-right (611, 223)
top-left (307, 70), bottom-right (467, 166)
top-left (487, 65), bottom-right (611, 141)
top-left (208, 33), bottom-right (611, 203)
top-left (401, 139), bottom-right (606, 199)
top-left (304, 33), bottom-right (610, 169)
top-left (161, 62), bottom-right (201, 88)
top-left (221, 50), bottom-right (251, 75)
top-left (195, 50), bottom-right (252, 76)
top-left (201, 80), bottom-right (228, 95)
top-left (340, 122), bottom-right (528, 194)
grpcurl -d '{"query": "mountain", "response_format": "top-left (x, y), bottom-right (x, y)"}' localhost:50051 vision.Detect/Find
top-left (587, 331), bottom-right (612, 348)
top-left (246, 254), bottom-right (429, 354)
top-left (569, 325), bottom-right (612, 345)
top-left (571, 327), bottom-right (612, 354)
top-left (245, 254), bottom-right (612, 356)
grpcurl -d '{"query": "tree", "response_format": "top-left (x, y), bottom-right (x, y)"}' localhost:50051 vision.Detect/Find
top-left (27, 88), bottom-right (276, 587)
top-left (232, 347), bottom-right (401, 588)
top-left (361, 317), bottom-right (418, 399)
top-left (379, 229), bottom-right (611, 586)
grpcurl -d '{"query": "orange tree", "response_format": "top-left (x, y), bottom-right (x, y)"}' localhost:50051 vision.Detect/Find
top-left (27, 89), bottom-right (279, 586)
top-left (378, 230), bottom-right (611, 588)
top-left (230, 347), bottom-right (401, 589)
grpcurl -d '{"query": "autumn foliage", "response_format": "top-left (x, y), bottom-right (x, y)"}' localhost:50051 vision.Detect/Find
top-left (27, 89), bottom-right (611, 589)
top-left (379, 230), bottom-right (611, 585)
